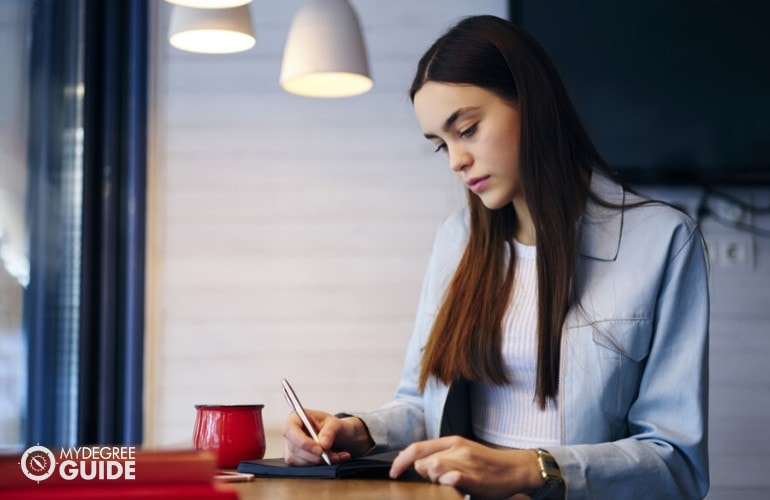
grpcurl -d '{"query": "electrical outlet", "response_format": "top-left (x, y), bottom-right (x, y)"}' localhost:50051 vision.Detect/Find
top-left (717, 236), bottom-right (754, 269)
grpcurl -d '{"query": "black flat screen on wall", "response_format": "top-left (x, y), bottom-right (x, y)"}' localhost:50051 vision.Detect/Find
top-left (510, 0), bottom-right (770, 185)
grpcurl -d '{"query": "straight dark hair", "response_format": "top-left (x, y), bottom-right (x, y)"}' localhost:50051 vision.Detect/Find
top-left (411, 15), bottom-right (616, 408)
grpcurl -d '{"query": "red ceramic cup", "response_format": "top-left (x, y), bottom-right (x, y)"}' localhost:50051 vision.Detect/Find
top-left (193, 404), bottom-right (266, 469)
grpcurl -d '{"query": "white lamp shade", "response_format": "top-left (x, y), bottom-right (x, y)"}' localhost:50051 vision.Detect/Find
top-left (165, 1), bottom-right (252, 8)
top-left (168, 5), bottom-right (255, 54)
top-left (280, 0), bottom-right (373, 98)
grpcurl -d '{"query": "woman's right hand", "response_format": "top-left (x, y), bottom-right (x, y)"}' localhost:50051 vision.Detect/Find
top-left (282, 409), bottom-right (373, 465)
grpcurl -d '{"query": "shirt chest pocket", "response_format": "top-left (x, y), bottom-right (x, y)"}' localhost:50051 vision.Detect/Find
top-left (591, 318), bottom-right (653, 362)
top-left (568, 318), bottom-right (653, 429)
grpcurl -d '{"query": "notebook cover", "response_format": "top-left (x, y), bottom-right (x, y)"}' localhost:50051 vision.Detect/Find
top-left (237, 450), bottom-right (412, 480)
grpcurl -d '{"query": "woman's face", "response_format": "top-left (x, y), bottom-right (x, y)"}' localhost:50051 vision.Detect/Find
top-left (413, 82), bottom-right (522, 210)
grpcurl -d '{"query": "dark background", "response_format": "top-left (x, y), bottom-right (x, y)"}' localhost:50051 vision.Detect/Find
top-left (510, 0), bottom-right (770, 185)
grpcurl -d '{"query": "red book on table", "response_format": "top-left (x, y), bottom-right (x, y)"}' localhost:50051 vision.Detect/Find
top-left (0, 448), bottom-right (238, 499)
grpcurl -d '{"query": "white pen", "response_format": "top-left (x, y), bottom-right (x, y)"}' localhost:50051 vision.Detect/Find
top-left (281, 378), bottom-right (332, 465)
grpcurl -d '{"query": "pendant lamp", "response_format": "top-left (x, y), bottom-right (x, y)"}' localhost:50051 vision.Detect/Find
top-left (280, 0), bottom-right (373, 98)
top-left (168, 4), bottom-right (256, 54)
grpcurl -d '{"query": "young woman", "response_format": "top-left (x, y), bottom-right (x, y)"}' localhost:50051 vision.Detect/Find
top-left (282, 15), bottom-right (709, 500)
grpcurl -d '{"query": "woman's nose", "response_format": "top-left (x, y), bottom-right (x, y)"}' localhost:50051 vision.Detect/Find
top-left (447, 145), bottom-right (471, 172)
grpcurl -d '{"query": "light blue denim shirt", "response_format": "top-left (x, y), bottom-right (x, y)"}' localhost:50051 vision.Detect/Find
top-left (356, 174), bottom-right (710, 499)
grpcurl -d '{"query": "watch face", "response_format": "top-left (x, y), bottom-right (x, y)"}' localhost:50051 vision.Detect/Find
top-left (21, 445), bottom-right (57, 482)
top-left (537, 449), bottom-right (563, 481)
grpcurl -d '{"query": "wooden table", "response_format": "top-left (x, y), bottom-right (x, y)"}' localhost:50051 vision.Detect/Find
top-left (224, 476), bottom-right (466, 499)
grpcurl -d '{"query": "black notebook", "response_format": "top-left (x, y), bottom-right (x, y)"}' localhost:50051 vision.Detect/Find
top-left (237, 450), bottom-right (422, 481)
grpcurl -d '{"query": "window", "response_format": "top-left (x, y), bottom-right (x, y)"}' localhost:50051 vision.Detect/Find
top-left (0, 0), bottom-right (31, 452)
top-left (1, 0), bottom-right (147, 449)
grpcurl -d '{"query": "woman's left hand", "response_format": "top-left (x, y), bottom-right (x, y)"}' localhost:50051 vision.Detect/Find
top-left (389, 436), bottom-right (544, 499)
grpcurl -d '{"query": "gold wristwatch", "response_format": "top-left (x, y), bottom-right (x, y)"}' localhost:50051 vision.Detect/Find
top-left (530, 448), bottom-right (563, 500)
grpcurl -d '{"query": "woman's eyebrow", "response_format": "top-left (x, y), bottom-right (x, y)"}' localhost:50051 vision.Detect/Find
top-left (424, 106), bottom-right (480, 139)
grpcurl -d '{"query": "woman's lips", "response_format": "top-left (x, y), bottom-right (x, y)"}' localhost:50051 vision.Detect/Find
top-left (466, 175), bottom-right (491, 193)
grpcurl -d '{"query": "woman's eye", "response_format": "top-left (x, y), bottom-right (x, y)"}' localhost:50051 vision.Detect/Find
top-left (459, 124), bottom-right (477, 138)
top-left (433, 143), bottom-right (447, 153)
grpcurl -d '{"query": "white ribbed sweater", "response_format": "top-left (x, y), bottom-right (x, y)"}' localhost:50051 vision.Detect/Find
top-left (470, 240), bottom-right (560, 449)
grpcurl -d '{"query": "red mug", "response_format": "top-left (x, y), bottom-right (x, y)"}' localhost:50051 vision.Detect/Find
top-left (193, 404), bottom-right (266, 469)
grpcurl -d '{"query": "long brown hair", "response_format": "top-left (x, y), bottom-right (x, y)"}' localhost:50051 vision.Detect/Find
top-left (411, 15), bottom-right (615, 408)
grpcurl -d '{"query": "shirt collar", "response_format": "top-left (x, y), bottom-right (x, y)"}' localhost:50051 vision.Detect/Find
top-left (579, 172), bottom-right (625, 261)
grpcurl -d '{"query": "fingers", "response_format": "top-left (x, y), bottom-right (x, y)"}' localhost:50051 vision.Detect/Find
top-left (282, 412), bottom-right (328, 465)
top-left (436, 469), bottom-right (462, 487)
top-left (283, 410), bottom-right (352, 465)
top-left (307, 409), bottom-right (345, 452)
top-left (315, 420), bottom-right (338, 451)
top-left (283, 438), bottom-right (325, 465)
top-left (393, 440), bottom-right (531, 498)
top-left (389, 436), bottom-right (461, 479)
top-left (283, 437), bottom-right (350, 465)
top-left (413, 454), bottom-right (455, 483)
